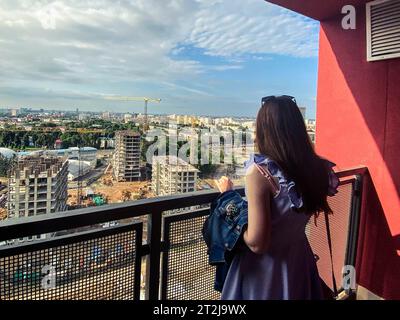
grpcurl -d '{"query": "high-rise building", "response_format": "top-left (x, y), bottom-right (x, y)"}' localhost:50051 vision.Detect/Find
top-left (299, 107), bottom-right (307, 119)
top-left (151, 156), bottom-right (198, 196)
top-left (102, 111), bottom-right (111, 120)
top-left (7, 156), bottom-right (68, 219)
top-left (199, 117), bottom-right (213, 126)
top-left (113, 130), bottom-right (141, 182)
top-left (124, 113), bottom-right (133, 123)
top-left (10, 108), bottom-right (19, 117)
top-left (78, 113), bottom-right (89, 121)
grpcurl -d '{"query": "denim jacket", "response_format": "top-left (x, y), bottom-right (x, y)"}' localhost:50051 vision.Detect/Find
top-left (202, 190), bottom-right (248, 292)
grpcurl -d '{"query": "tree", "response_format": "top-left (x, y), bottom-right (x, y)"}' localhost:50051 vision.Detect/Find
top-left (0, 154), bottom-right (16, 177)
top-left (121, 190), bottom-right (132, 202)
top-left (22, 133), bottom-right (30, 148)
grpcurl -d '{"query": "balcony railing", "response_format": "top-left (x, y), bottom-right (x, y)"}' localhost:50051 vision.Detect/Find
top-left (0, 167), bottom-right (367, 300)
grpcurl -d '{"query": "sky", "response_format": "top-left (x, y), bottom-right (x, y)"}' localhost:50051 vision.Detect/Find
top-left (0, 0), bottom-right (320, 119)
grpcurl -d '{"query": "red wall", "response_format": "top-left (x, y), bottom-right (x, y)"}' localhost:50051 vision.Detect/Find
top-left (316, 8), bottom-right (400, 299)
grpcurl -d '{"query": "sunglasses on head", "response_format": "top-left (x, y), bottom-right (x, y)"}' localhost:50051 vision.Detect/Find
top-left (261, 95), bottom-right (297, 106)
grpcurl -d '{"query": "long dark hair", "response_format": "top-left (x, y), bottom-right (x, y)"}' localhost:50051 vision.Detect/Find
top-left (255, 96), bottom-right (332, 216)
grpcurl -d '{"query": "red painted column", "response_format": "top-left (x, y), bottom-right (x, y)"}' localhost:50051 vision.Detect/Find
top-left (316, 9), bottom-right (400, 299)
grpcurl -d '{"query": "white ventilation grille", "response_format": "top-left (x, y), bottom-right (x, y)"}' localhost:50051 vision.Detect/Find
top-left (367, 0), bottom-right (400, 61)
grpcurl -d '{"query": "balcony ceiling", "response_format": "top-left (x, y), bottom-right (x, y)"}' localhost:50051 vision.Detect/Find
top-left (266, 0), bottom-right (369, 21)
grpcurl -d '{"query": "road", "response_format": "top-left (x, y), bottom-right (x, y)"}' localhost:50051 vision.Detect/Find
top-left (68, 163), bottom-right (108, 189)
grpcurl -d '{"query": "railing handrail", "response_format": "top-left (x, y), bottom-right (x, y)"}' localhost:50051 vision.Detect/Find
top-left (335, 165), bottom-right (368, 179)
top-left (0, 166), bottom-right (367, 242)
top-left (0, 187), bottom-right (245, 242)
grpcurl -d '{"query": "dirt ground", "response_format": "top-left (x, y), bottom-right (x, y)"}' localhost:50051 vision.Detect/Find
top-left (68, 173), bottom-right (152, 207)
top-left (0, 208), bottom-right (7, 220)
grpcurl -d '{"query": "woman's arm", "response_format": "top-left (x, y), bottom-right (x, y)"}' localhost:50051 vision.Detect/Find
top-left (243, 164), bottom-right (272, 255)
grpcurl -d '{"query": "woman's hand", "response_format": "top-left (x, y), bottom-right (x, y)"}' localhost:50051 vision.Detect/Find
top-left (215, 176), bottom-right (234, 193)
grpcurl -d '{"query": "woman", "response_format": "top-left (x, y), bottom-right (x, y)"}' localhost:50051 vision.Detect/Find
top-left (216, 95), bottom-right (338, 300)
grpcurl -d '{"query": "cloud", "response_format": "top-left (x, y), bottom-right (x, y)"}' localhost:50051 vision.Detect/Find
top-left (208, 65), bottom-right (243, 71)
top-left (0, 1), bottom-right (204, 85)
top-left (0, 0), bottom-right (318, 109)
top-left (188, 0), bottom-right (319, 58)
top-left (161, 82), bottom-right (214, 97)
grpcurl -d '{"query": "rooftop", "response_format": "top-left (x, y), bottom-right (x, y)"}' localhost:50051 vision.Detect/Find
top-left (153, 155), bottom-right (199, 172)
top-left (116, 130), bottom-right (141, 137)
top-left (13, 156), bottom-right (67, 177)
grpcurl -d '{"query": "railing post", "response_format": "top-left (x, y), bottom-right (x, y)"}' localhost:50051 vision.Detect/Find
top-left (344, 174), bottom-right (364, 297)
top-left (145, 210), bottom-right (162, 300)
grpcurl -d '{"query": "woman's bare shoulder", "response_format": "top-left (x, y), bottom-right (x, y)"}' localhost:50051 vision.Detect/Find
top-left (245, 164), bottom-right (273, 193)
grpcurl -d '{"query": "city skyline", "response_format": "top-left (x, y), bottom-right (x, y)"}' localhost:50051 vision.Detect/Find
top-left (0, 0), bottom-right (319, 119)
top-left (0, 106), bottom-right (275, 120)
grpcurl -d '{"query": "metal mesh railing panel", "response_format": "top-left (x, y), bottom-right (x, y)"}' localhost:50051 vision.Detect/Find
top-left (307, 182), bottom-right (353, 291)
top-left (0, 227), bottom-right (139, 300)
top-left (163, 212), bottom-right (220, 300)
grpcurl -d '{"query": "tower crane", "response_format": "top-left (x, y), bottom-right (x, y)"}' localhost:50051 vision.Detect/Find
top-left (105, 96), bottom-right (161, 131)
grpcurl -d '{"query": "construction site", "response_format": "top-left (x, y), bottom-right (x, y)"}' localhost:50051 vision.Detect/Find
top-left (67, 130), bottom-right (152, 208)
top-left (0, 128), bottom-right (225, 218)
top-left (67, 173), bottom-right (151, 208)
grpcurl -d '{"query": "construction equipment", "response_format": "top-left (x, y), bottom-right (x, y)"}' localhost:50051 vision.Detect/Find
top-left (104, 96), bottom-right (161, 131)
top-left (75, 128), bottom-right (107, 134)
top-left (93, 195), bottom-right (106, 206)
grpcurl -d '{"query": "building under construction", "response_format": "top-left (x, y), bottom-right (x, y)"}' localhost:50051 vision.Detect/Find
top-left (113, 130), bottom-right (141, 182)
top-left (151, 156), bottom-right (198, 196)
top-left (7, 156), bottom-right (68, 219)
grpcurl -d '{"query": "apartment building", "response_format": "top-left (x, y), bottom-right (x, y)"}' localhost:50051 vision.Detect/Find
top-left (151, 155), bottom-right (198, 196)
top-left (7, 156), bottom-right (68, 219)
top-left (113, 130), bottom-right (141, 182)
top-left (299, 107), bottom-right (306, 119)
